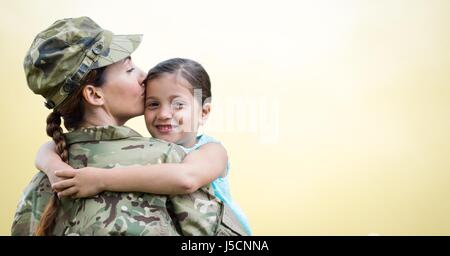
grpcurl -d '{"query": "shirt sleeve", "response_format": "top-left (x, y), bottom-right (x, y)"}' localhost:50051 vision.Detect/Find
top-left (164, 142), bottom-right (221, 235)
top-left (164, 143), bottom-right (187, 163)
top-left (11, 172), bottom-right (53, 236)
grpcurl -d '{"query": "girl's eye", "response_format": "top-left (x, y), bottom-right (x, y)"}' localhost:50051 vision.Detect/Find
top-left (146, 102), bottom-right (159, 109)
top-left (173, 102), bottom-right (185, 110)
top-left (127, 68), bottom-right (135, 73)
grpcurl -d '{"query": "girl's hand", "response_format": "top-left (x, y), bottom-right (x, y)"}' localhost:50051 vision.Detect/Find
top-left (46, 169), bottom-right (68, 187)
top-left (52, 167), bottom-right (106, 198)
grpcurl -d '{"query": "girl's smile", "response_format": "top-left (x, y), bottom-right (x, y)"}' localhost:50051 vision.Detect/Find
top-left (155, 124), bottom-right (179, 133)
top-left (144, 73), bottom-right (206, 147)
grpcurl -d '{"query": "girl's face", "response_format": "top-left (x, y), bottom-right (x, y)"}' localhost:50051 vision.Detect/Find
top-left (144, 73), bottom-right (209, 148)
top-left (101, 57), bottom-right (146, 124)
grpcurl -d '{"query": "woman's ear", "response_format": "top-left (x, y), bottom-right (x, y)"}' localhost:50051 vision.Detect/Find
top-left (199, 102), bottom-right (211, 126)
top-left (82, 85), bottom-right (104, 106)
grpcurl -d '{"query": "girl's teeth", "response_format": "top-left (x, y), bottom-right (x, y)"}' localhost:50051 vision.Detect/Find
top-left (158, 125), bottom-right (173, 132)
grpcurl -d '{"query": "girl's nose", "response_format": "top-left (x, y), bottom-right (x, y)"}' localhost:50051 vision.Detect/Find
top-left (157, 104), bottom-right (173, 120)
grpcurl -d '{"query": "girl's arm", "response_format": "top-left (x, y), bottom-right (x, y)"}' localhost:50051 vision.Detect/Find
top-left (53, 143), bottom-right (228, 198)
top-left (35, 141), bottom-right (75, 185)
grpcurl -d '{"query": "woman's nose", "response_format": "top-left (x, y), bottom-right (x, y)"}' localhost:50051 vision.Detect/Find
top-left (136, 67), bottom-right (147, 86)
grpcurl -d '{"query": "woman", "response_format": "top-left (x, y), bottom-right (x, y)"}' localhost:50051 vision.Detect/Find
top-left (11, 16), bottom-right (247, 236)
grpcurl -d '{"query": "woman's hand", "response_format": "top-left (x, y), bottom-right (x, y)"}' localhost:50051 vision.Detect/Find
top-left (52, 167), bottom-right (106, 198)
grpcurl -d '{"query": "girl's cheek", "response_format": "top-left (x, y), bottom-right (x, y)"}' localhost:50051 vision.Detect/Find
top-left (144, 111), bottom-right (153, 122)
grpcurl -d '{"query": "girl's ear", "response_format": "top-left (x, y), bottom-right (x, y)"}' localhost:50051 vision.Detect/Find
top-left (82, 85), bottom-right (104, 106)
top-left (199, 102), bottom-right (211, 126)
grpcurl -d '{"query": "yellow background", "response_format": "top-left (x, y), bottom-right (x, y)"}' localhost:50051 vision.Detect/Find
top-left (1, 0), bottom-right (450, 235)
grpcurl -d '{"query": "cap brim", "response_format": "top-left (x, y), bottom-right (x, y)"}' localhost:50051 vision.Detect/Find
top-left (94, 34), bottom-right (142, 68)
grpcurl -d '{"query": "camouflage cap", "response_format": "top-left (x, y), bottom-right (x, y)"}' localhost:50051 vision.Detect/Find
top-left (24, 16), bottom-right (142, 109)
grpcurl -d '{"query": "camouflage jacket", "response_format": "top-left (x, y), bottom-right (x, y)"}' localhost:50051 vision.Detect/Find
top-left (11, 125), bottom-right (247, 236)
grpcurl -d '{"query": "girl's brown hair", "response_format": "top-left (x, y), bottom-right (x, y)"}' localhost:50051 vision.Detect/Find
top-left (146, 58), bottom-right (212, 104)
top-left (34, 67), bottom-right (106, 236)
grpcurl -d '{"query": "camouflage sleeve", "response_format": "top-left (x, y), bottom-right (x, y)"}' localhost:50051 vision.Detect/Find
top-left (165, 144), bottom-right (248, 236)
top-left (11, 171), bottom-right (53, 236)
top-left (164, 142), bottom-right (186, 164)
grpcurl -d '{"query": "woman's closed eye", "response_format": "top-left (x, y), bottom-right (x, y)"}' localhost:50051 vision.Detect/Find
top-left (126, 68), bottom-right (135, 73)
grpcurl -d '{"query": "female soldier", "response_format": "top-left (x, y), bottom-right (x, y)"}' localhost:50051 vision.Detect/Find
top-left (11, 16), bottom-right (247, 236)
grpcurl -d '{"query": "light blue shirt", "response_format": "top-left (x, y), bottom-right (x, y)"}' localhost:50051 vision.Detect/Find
top-left (180, 134), bottom-right (252, 235)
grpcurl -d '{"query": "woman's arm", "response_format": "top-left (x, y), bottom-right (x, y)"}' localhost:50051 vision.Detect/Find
top-left (53, 143), bottom-right (228, 197)
top-left (35, 141), bottom-right (74, 185)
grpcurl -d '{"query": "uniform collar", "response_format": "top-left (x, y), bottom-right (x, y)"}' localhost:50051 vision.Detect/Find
top-left (65, 125), bottom-right (142, 145)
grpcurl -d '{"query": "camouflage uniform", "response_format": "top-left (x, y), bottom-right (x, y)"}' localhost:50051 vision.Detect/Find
top-left (14, 16), bottom-right (248, 236)
top-left (12, 125), bottom-right (248, 235)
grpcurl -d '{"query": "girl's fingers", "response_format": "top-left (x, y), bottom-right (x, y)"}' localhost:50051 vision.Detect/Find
top-left (57, 187), bottom-right (78, 198)
top-left (52, 179), bottom-right (76, 191)
top-left (54, 169), bottom-right (77, 178)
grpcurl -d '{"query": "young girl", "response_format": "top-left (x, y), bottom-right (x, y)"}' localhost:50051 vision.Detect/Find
top-left (36, 58), bottom-right (252, 235)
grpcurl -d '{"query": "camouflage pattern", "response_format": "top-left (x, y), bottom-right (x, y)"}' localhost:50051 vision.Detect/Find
top-left (24, 16), bottom-right (142, 109)
top-left (11, 126), bottom-right (248, 236)
top-left (10, 172), bottom-right (53, 235)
